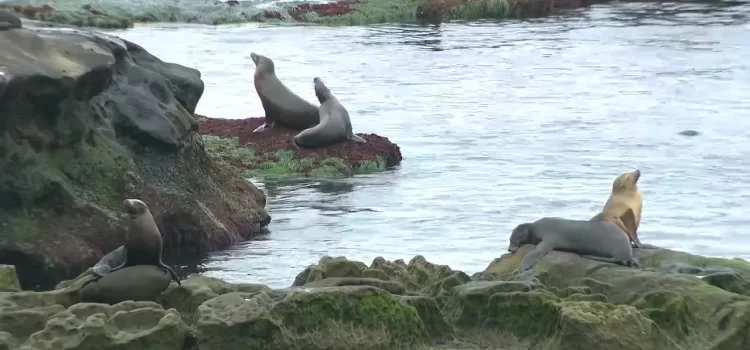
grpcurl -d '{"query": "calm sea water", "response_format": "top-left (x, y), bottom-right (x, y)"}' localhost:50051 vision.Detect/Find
top-left (107, 2), bottom-right (750, 287)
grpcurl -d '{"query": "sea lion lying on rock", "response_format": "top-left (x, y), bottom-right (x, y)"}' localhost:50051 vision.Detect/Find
top-left (78, 265), bottom-right (172, 304)
top-left (0, 9), bottom-right (22, 31)
top-left (509, 217), bottom-right (641, 272)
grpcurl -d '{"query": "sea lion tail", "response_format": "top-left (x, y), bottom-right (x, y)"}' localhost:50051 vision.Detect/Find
top-left (349, 134), bottom-right (367, 143)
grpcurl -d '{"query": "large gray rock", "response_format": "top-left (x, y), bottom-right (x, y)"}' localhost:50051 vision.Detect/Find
top-left (0, 20), bottom-right (269, 290)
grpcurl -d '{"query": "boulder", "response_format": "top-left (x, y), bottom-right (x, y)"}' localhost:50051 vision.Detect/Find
top-left (0, 265), bottom-right (22, 292)
top-left (197, 117), bottom-right (402, 179)
top-left (0, 20), bottom-right (270, 290)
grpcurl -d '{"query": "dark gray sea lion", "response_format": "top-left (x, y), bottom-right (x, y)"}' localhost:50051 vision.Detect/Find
top-left (293, 77), bottom-right (367, 149)
top-left (78, 265), bottom-right (172, 304)
top-left (508, 217), bottom-right (640, 272)
top-left (92, 245), bottom-right (126, 277)
top-left (250, 52), bottom-right (319, 132)
top-left (0, 9), bottom-right (22, 30)
top-left (96, 199), bottom-right (181, 285)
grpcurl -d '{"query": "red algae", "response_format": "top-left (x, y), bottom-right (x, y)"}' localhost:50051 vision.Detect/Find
top-left (288, 0), bottom-right (359, 20)
top-left (197, 117), bottom-right (402, 173)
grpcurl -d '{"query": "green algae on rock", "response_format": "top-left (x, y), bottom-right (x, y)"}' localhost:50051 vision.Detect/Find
top-left (197, 117), bottom-right (402, 180)
top-left (0, 19), bottom-right (270, 291)
top-left (2, 0), bottom-right (605, 29)
top-left (3, 248), bottom-right (750, 349)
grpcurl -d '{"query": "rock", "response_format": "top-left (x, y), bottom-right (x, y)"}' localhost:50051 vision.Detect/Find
top-left (197, 117), bottom-right (402, 179)
top-left (21, 302), bottom-right (188, 350)
top-left (194, 286), bottom-right (432, 349)
top-left (0, 9), bottom-right (22, 30)
top-left (305, 277), bottom-right (407, 295)
top-left (0, 266), bottom-right (21, 292)
top-left (0, 20), bottom-right (270, 290)
top-left (469, 245), bottom-right (750, 349)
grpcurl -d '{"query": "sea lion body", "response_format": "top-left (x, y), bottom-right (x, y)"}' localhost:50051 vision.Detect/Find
top-left (591, 169), bottom-right (645, 248)
top-left (92, 245), bottom-right (126, 277)
top-left (0, 9), bottom-right (22, 31)
top-left (293, 77), bottom-right (367, 148)
top-left (250, 52), bottom-right (319, 132)
top-left (100, 199), bottom-right (180, 285)
top-left (78, 265), bottom-right (171, 305)
top-left (508, 217), bottom-right (640, 272)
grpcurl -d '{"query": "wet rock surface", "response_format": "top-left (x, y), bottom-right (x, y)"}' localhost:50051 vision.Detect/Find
top-left (2, 247), bottom-right (749, 349)
top-left (0, 19), bottom-right (270, 290)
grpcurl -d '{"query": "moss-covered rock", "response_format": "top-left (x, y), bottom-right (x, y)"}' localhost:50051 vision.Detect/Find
top-left (0, 20), bottom-right (269, 290)
top-left (0, 265), bottom-right (22, 292)
top-left (197, 117), bottom-right (401, 180)
top-left (1, 0), bottom-right (602, 28)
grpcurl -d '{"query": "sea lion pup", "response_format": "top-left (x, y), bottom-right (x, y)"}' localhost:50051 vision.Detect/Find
top-left (0, 9), bottom-right (22, 30)
top-left (250, 52), bottom-right (320, 132)
top-left (293, 77), bottom-right (367, 148)
top-left (95, 199), bottom-right (181, 285)
top-left (508, 217), bottom-right (640, 272)
top-left (78, 265), bottom-right (172, 305)
top-left (590, 169), bottom-right (645, 248)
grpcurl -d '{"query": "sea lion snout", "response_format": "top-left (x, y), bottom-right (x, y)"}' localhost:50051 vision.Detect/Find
top-left (508, 246), bottom-right (519, 253)
top-left (632, 169), bottom-right (641, 183)
top-left (250, 52), bottom-right (259, 65)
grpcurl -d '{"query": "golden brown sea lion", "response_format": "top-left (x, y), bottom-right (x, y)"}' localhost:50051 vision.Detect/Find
top-left (95, 199), bottom-right (181, 285)
top-left (590, 169), bottom-right (644, 248)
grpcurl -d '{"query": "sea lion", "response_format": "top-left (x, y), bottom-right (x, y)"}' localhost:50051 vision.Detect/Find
top-left (98, 199), bottom-right (181, 285)
top-left (78, 265), bottom-right (172, 305)
top-left (0, 9), bottom-right (22, 30)
top-left (590, 169), bottom-right (645, 248)
top-left (92, 245), bottom-right (126, 277)
top-left (293, 77), bottom-right (367, 148)
top-left (508, 217), bottom-right (640, 272)
top-left (250, 52), bottom-right (319, 132)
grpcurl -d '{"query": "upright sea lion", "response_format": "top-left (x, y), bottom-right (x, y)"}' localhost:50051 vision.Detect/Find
top-left (590, 169), bottom-right (645, 248)
top-left (98, 199), bottom-right (181, 285)
top-left (78, 265), bottom-right (172, 305)
top-left (293, 77), bottom-right (367, 148)
top-left (0, 9), bottom-right (22, 30)
top-left (508, 217), bottom-right (640, 272)
top-left (250, 52), bottom-right (319, 132)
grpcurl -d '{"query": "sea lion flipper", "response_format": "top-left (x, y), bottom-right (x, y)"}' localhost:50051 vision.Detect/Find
top-left (619, 209), bottom-right (642, 248)
top-left (518, 241), bottom-right (554, 272)
top-left (159, 262), bottom-right (182, 285)
top-left (349, 134), bottom-right (367, 143)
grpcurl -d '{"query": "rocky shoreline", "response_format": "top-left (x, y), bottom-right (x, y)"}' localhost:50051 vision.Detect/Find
top-left (2, 246), bottom-right (749, 349)
top-left (197, 117), bottom-right (402, 179)
top-left (0, 0), bottom-right (609, 29)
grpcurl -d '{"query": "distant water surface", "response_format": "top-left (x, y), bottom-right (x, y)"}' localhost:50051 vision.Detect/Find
top-left (108, 2), bottom-right (750, 287)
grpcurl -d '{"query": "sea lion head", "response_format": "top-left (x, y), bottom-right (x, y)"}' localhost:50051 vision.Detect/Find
top-left (251, 52), bottom-right (274, 74)
top-left (508, 223), bottom-right (533, 253)
top-left (123, 199), bottom-right (149, 218)
top-left (313, 77), bottom-right (331, 104)
top-left (612, 169), bottom-right (641, 192)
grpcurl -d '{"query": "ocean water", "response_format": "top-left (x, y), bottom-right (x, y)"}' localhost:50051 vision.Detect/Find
top-left (106, 1), bottom-right (750, 287)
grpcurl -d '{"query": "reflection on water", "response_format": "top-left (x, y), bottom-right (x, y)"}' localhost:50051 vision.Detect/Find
top-left (112, 1), bottom-right (750, 288)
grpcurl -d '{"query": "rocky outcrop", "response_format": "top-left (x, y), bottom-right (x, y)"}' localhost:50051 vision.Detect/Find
top-left (1, 0), bottom-right (611, 28)
top-left (0, 20), bottom-right (270, 290)
top-left (197, 117), bottom-right (402, 179)
top-left (1, 248), bottom-right (749, 349)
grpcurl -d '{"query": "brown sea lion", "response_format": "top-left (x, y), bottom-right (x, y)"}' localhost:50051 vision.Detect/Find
top-left (590, 169), bottom-right (646, 248)
top-left (0, 9), bottom-right (22, 31)
top-left (293, 77), bottom-right (367, 148)
top-left (78, 265), bottom-right (172, 304)
top-left (508, 217), bottom-right (640, 272)
top-left (96, 199), bottom-right (181, 285)
top-left (250, 52), bottom-right (320, 132)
